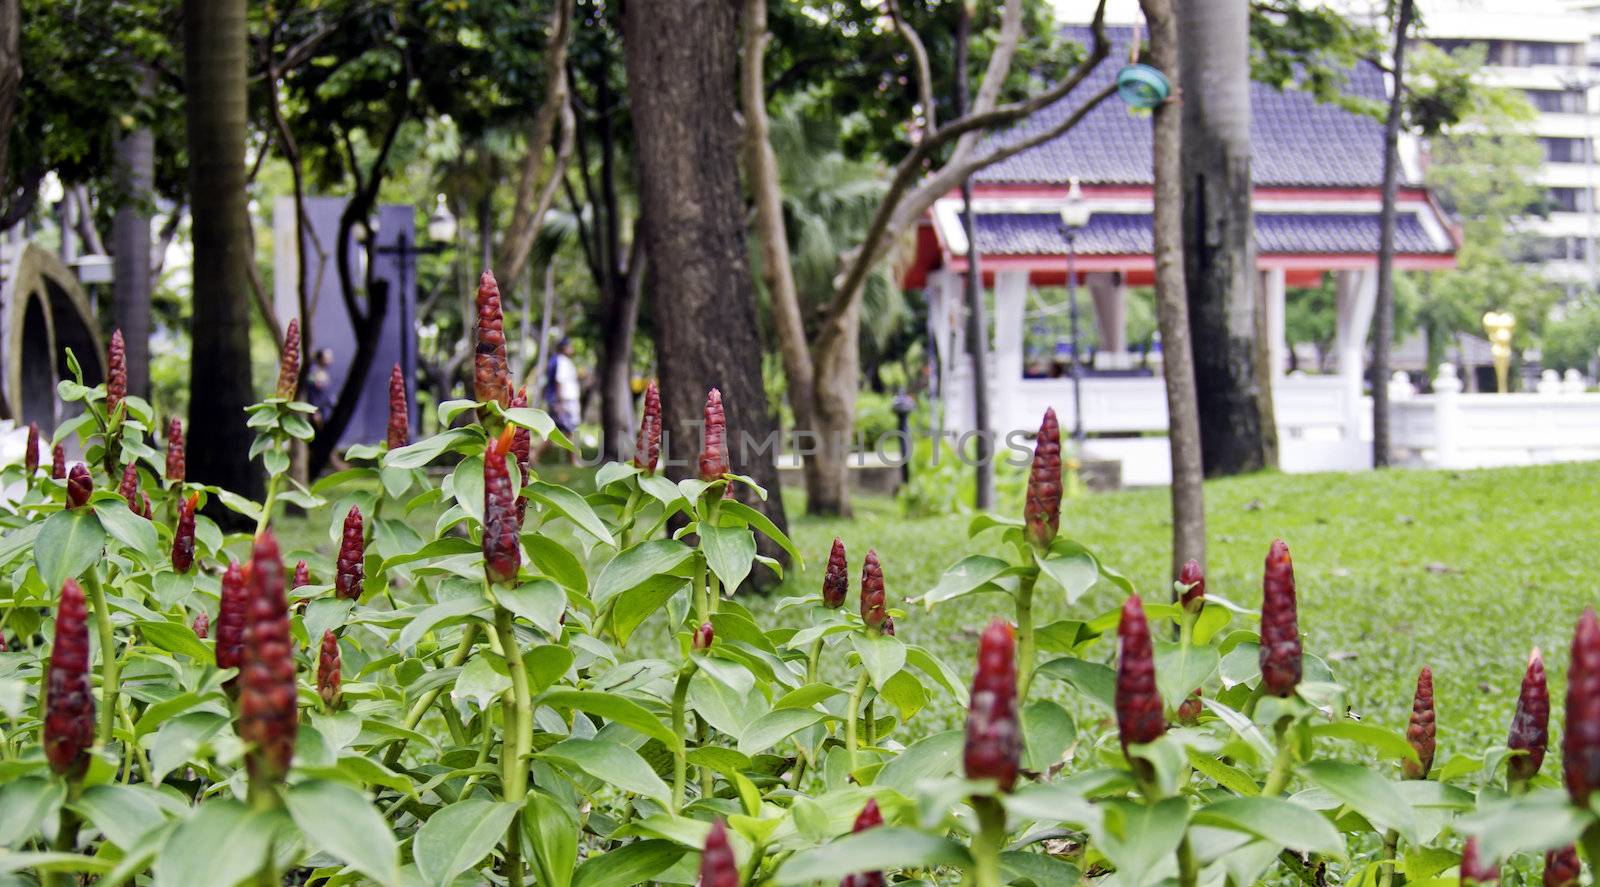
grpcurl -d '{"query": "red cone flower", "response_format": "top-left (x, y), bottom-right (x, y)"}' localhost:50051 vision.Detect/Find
top-left (1544, 845), bottom-right (1580, 887)
top-left (118, 463), bottom-right (139, 511)
top-left (275, 318), bottom-right (301, 400)
top-left (215, 561), bottom-right (248, 683)
top-left (192, 610), bottom-right (209, 640)
top-left (1024, 408), bottom-right (1061, 548)
top-left (859, 550), bottom-right (887, 632)
top-left (1564, 607), bottom-right (1600, 805)
top-left (1509, 647), bottom-right (1550, 783)
top-left (840, 799), bottom-right (886, 887)
top-left (317, 630), bottom-right (342, 710)
top-left (633, 380), bottom-right (661, 472)
top-left (1116, 594), bottom-right (1165, 751)
top-left (171, 493), bottom-right (198, 573)
top-left (963, 618), bottom-right (1021, 792)
top-left (45, 579), bottom-right (94, 779)
top-left (24, 422), bottom-right (38, 476)
top-left (1460, 837), bottom-right (1498, 885)
top-left (1403, 666), bottom-right (1436, 780)
top-left (698, 388), bottom-right (728, 481)
top-left (473, 271), bottom-right (511, 420)
top-left (699, 819), bottom-right (739, 887)
top-left (335, 505), bottom-right (364, 600)
top-left (138, 492), bottom-right (152, 520)
top-left (165, 418), bottom-right (185, 483)
top-left (293, 560), bottom-right (310, 590)
top-left (387, 363), bottom-right (409, 450)
top-left (107, 329), bottom-right (126, 416)
top-left (66, 462), bottom-right (91, 509)
top-left (693, 622), bottom-right (714, 651)
top-left (822, 537), bottom-right (848, 609)
top-left (1259, 539), bottom-right (1302, 697)
top-left (239, 532), bottom-right (297, 782)
top-left (483, 426), bottom-right (520, 585)
top-left (1179, 558), bottom-right (1205, 614)
top-left (1178, 689), bottom-right (1202, 725)
top-left (508, 387), bottom-right (531, 526)
top-left (50, 444), bottom-right (65, 480)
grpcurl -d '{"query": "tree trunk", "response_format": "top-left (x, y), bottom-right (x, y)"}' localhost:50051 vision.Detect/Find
top-left (183, 0), bottom-right (261, 500)
top-left (1140, 0), bottom-right (1206, 581)
top-left (0, 0), bottom-right (17, 208)
top-left (955, 7), bottom-right (994, 511)
top-left (1372, 0), bottom-right (1414, 468)
top-left (623, 0), bottom-right (790, 562)
top-left (111, 74), bottom-right (155, 400)
top-left (807, 298), bottom-right (861, 516)
top-left (1179, 0), bottom-right (1277, 476)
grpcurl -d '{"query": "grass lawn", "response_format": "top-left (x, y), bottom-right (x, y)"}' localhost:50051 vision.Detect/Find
top-left (760, 461), bottom-right (1600, 758)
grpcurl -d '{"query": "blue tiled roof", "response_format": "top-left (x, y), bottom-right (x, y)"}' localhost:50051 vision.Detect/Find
top-left (975, 27), bottom-right (1389, 187)
top-left (974, 212), bottom-right (1449, 256)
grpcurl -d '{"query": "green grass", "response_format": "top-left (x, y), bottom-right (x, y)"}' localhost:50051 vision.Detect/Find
top-left (761, 461), bottom-right (1600, 758)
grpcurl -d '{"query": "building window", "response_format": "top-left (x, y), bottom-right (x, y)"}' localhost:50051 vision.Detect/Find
top-left (1507, 41), bottom-right (1579, 66)
top-left (1543, 137), bottom-right (1590, 163)
top-left (1548, 187), bottom-right (1592, 213)
top-left (1525, 89), bottom-right (1588, 114)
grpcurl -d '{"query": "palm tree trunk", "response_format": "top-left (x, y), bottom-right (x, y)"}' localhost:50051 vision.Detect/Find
top-left (1372, 0), bottom-right (1415, 468)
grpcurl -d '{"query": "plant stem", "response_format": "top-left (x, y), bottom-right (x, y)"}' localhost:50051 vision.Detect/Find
top-left (44, 800), bottom-right (80, 887)
top-left (806, 637), bottom-right (824, 685)
top-left (864, 698), bottom-right (877, 747)
top-left (1377, 829), bottom-right (1399, 887)
top-left (693, 555), bottom-right (709, 625)
top-left (255, 471), bottom-right (283, 535)
top-left (1177, 835), bottom-right (1199, 887)
top-left (385, 623), bottom-right (480, 766)
top-left (84, 570), bottom-right (119, 747)
top-left (968, 795), bottom-right (1007, 887)
top-left (1261, 725), bottom-right (1296, 796)
top-left (493, 605), bottom-right (532, 887)
top-left (845, 672), bottom-right (870, 775)
top-left (618, 488), bottom-right (641, 547)
top-left (1015, 570), bottom-right (1038, 699)
top-left (671, 668), bottom-right (693, 812)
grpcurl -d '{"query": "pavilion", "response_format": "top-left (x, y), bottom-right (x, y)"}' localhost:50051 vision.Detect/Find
top-left (900, 27), bottom-right (1459, 483)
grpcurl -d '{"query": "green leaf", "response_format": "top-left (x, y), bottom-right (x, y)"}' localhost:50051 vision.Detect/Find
top-left (69, 784), bottom-right (174, 849)
top-left (94, 500), bottom-right (157, 554)
top-left (772, 828), bottom-right (972, 884)
top-left (739, 708), bottom-right (831, 756)
top-left (1154, 641), bottom-right (1220, 710)
top-left (525, 536), bottom-right (588, 595)
top-left (497, 579), bottom-right (567, 638)
top-left (1191, 796), bottom-right (1345, 856)
top-left (539, 689), bottom-right (680, 749)
top-left (413, 798), bottom-right (520, 887)
top-left (1185, 748), bottom-right (1260, 796)
top-left (717, 500), bottom-right (802, 564)
top-left (1301, 760), bottom-right (1419, 841)
top-left (1089, 797), bottom-right (1190, 887)
top-left (384, 427), bottom-right (478, 470)
top-left (1311, 721), bottom-right (1420, 764)
top-left (593, 540), bottom-right (693, 606)
top-left (525, 792), bottom-right (579, 887)
top-left (526, 482), bottom-right (614, 545)
top-left (920, 555), bottom-right (1010, 607)
top-left (688, 670), bottom-right (767, 736)
top-left (149, 712), bottom-right (228, 783)
top-left (538, 739), bottom-right (672, 804)
top-left (0, 778), bottom-right (64, 849)
top-left (1037, 549), bottom-right (1098, 605)
top-left (851, 633), bottom-right (906, 691)
top-left (699, 524), bottom-right (756, 591)
top-left (35, 509), bottom-right (105, 591)
top-left (571, 839), bottom-right (684, 887)
top-left (453, 656), bottom-right (512, 711)
top-left (1036, 657), bottom-right (1115, 710)
top-left (610, 575), bottom-right (687, 648)
top-left (154, 799), bottom-right (284, 887)
top-left (876, 730), bottom-right (964, 793)
top-left (1021, 699), bottom-right (1076, 772)
top-left (1455, 792), bottom-right (1593, 862)
top-left (136, 620), bottom-right (213, 664)
top-left (285, 780), bottom-right (399, 886)
top-left (0, 852), bottom-right (113, 877)
top-left (397, 594), bottom-right (490, 652)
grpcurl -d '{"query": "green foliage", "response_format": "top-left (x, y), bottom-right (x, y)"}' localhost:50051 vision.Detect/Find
top-left (1541, 296), bottom-right (1600, 375)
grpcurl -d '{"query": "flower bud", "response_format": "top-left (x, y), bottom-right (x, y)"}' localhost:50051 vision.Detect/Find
top-left (387, 363), bottom-right (409, 450)
top-left (138, 492), bottom-right (152, 520)
top-left (1178, 689), bottom-right (1202, 725)
top-left (215, 561), bottom-right (248, 687)
top-left (1116, 594), bottom-right (1165, 752)
top-left (859, 550), bottom-right (887, 632)
top-left (483, 426), bottom-right (521, 584)
top-left (1544, 845), bottom-right (1579, 887)
top-left (698, 819), bottom-right (739, 887)
top-left (171, 493), bottom-right (198, 573)
top-left (1403, 666), bottom-right (1436, 780)
top-left (293, 559), bottom-right (310, 590)
top-left (192, 610), bottom-right (209, 640)
top-left (840, 799), bottom-right (886, 887)
top-left (335, 505), bottom-right (365, 600)
top-left (473, 271), bottom-right (511, 424)
top-left (963, 618), bottom-right (1021, 792)
top-left (1509, 647), bottom-right (1549, 783)
top-left (1460, 837), bottom-right (1498, 885)
top-left (45, 579), bottom-right (94, 779)
top-left (693, 622), bottom-right (714, 651)
top-left (1179, 558), bottom-right (1205, 614)
top-left (1259, 539), bottom-right (1302, 697)
top-left (1024, 408), bottom-right (1061, 548)
top-left (822, 538), bottom-right (848, 609)
top-left (66, 463), bottom-right (91, 509)
top-left (698, 388), bottom-right (728, 481)
top-left (317, 630), bottom-right (342, 710)
top-left (107, 329), bottom-right (126, 416)
top-left (882, 615), bottom-right (896, 637)
top-left (24, 422), bottom-right (38, 476)
top-left (50, 444), bottom-right (65, 480)
top-left (165, 418), bottom-right (185, 483)
top-left (118, 463), bottom-right (139, 511)
top-left (275, 318), bottom-right (301, 400)
top-left (508, 388), bottom-right (531, 526)
top-left (633, 380), bottom-right (661, 472)
top-left (239, 532), bottom-right (297, 783)
top-left (1564, 607), bottom-right (1600, 805)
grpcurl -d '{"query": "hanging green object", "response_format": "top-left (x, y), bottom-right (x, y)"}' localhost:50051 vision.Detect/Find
top-left (1116, 63), bottom-right (1170, 110)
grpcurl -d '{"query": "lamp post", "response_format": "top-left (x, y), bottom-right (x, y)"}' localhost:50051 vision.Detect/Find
top-left (1059, 177), bottom-right (1092, 447)
top-left (373, 194), bottom-right (458, 411)
top-left (1482, 310), bottom-right (1516, 394)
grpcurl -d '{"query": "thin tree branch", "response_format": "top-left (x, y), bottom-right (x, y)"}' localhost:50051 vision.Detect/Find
top-left (497, 0), bottom-right (575, 283)
top-left (886, 0), bottom-right (936, 132)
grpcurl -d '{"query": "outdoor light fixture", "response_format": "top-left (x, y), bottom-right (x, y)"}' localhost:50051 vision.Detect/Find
top-left (1115, 63), bottom-right (1171, 110)
top-left (1059, 176), bottom-right (1093, 448)
top-left (1482, 310), bottom-right (1516, 394)
top-left (1059, 177), bottom-right (1091, 230)
top-left (426, 194), bottom-right (458, 244)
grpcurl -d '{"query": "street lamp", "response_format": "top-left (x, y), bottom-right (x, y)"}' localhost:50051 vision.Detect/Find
top-left (1482, 310), bottom-right (1516, 394)
top-left (1059, 176), bottom-right (1092, 447)
top-left (374, 195), bottom-right (458, 419)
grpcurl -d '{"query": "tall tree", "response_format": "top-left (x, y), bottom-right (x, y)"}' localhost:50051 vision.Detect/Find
top-left (1371, 0), bottom-right (1414, 468)
top-left (111, 72), bottom-right (154, 400)
top-left (183, 0), bottom-right (259, 498)
top-left (623, 0), bottom-right (789, 552)
top-left (0, 0), bottom-right (17, 216)
top-left (1181, 0), bottom-right (1277, 476)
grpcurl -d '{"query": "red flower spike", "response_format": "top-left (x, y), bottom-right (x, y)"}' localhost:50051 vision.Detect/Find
top-left (698, 819), bottom-right (739, 887)
top-left (192, 610), bottom-right (209, 640)
top-left (50, 444), bottom-right (65, 480)
top-left (859, 550), bottom-right (887, 632)
top-left (1178, 688), bottom-right (1203, 725)
top-left (633, 380), bottom-right (661, 472)
top-left (1509, 647), bottom-right (1550, 783)
top-left (1116, 594), bottom-right (1166, 751)
top-left (693, 622), bottom-right (714, 651)
top-left (239, 532), bottom-right (297, 782)
top-left (66, 463), bottom-right (91, 509)
top-left (1403, 666), bottom-right (1436, 780)
top-left (1565, 607), bottom-right (1600, 805)
top-left (473, 271), bottom-right (511, 421)
top-left (215, 561), bottom-right (249, 683)
top-left (171, 493), bottom-right (198, 573)
top-left (293, 560), bottom-right (310, 589)
top-left (508, 387), bottom-right (531, 526)
top-left (275, 318), bottom-right (301, 401)
top-left (24, 422), bottom-right (38, 476)
top-left (107, 329), bottom-right (126, 416)
top-left (138, 492), bottom-right (152, 520)
top-left (1179, 558), bottom-right (1205, 614)
top-left (118, 463), bottom-right (139, 510)
top-left (0, 633), bottom-right (7, 652)
top-left (1544, 845), bottom-right (1580, 887)
top-left (335, 505), bottom-right (365, 600)
top-left (822, 537), bottom-right (848, 609)
top-left (483, 426), bottom-right (521, 585)
top-left (1024, 408), bottom-right (1062, 548)
top-left (698, 388), bottom-right (728, 481)
top-left (1460, 837), bottom-right (1499, 885)
top-left (1259, 539), bottom-right (1302, 697)
top-left (165, 418), bottom-right (185, 483)
top-left (387, 363), bottom-right (410, 450)
top-left (840, 799), bottom-right (886, 887)
top-left (45, 579), bottom-right (94, 779)
top-left (963, 618), bottom-right (1021, 792)
top-left (317, 630), bottom-right (342, 710)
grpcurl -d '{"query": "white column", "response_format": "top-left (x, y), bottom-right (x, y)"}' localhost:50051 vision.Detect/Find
top-left (992, 271), bottom-right (1027, 434)
top-left (1432, 362), bottom-right (1462, 468)
top-left (1086, 271), bottom-right (1128, 369)
top-left (1334, 269), bottom-right (1377, 441)
top-left (934, 271), bottom-right (972, 435)
top-left (1261, 267), bottom-right (1286, 380)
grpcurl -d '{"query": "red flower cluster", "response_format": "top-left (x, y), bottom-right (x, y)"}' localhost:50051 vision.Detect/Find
top-left (317, 630), bottom-right (342, 710)
top-left (171, 493), bottom-right (198, 573)
top-left (963, 618), bottom-right (1021, 792)
top-left (698, 388), bottom-right (728, 481)
top-left (693, 622), bottom-right (714, 651)
top-left (107, 329), bottom-right (127, 416)
top-left (165, 418), bottom-right (185, 483)
top-left (45, 579), bottom-right (94, 779)
top-left (335, 505), bottom-right (365, 600)
top-left (633, 380), bottom-right (661, 472)
top-left (192, 610), bottom-right (209, 640)
top-left (1178, 689), bottom-right (1203, 725)
top-left (1116, 594), bottom-right (1165, 754)
top-left (1564, 607), bottom-right (1600, 805)
top-left (840, 799), bottom-right (886, 887)
top-left (822, 537), bottom-right (848, 609)
top-left (1259, 539), bottom-right (1302, 697)
top-left (698, 819), bottom-right (739, 887)
top-left (1460, 837), bottom-right (1498, 885)
top-left (238, 532), bottom-right (297, 782)
top-left (508, 387), bottom-right (531, 526)
top-left (24, 422), bottom-right (38, 477)
top-left (473, 271), bottom-right (511, 420)
top-left (1179, 558), bottom-right (1205, 614)
top-left (1402, 666), bottom-right (1435, 780)
top-left (1545, 845), bottom-right (1580, 887)
top-left (387, 363), bottom-right (410, 450)
top-left (215, 561), bottom-right (249, 692)
top-left (293, 559), bottom-right (310, 590)
top-left (859, 550), bottom-right (887, 633)
top-left (275, 318), bottom-right (301, 401)
top-left (1023, 407), bottom-right (1061, 548)
top-left (1508, 647), bottom-right (1549, 783)
top-left (66, 463), bottom-right (91, 509)
top-left (50, 444), bottom-right (65, 480)
top-left (483, 427), bottom-right (521, 585)
top-left (118, 463), bottom-right (140, 511)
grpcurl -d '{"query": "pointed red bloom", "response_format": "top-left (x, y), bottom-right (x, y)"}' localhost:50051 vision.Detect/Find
top-left (45, 579), bottom-right (94, 779)
top-left (387, 363), bottom-right (410, 450)
top-left (508, 387), bottom-right (531, 526)
top-left (693, 622), bottom-right (714, 651)
top-left (192, 610), bottom-right (209, 640)
top-left (483, 426), bottom-right (521, 584)
top-left (335, 505), bottom-right (365, 600)
top-left (171, 493), bottom-right (198, 573)
top-left (239, 532), bottom-right (297, 782)
top-left (840, 799), bottom-right (886, 887)
top-left (275, 318), bottom-right (301, 400)
top-left (118, 463), bottom-right (140, 511)
top-left (1509, 647), bottom-right (1550, 783)
top-left (1116, 594), bottom-right (1165, 751)
top-left (50, 444), bottom-right (65, 480)
top-left (1544, 845), bottom-right (1580, 887)
top-left (1403, 666), bottom-right (1436, 780)
top-left (24, 422), bottom-right (39, 476)
top-left (473, 271), bottom-right (511, 422)
top-left (698, 819), bottom-right (739, 887)
top-left (1460, 837), bottom-right (1499, 885)
top-left (317, 630), bottom-right (342, 710)
top-left (859, 550), bottom-right (887, 632)
top-left (963, 618), bottom-right (1021, 792)
top-left (293, 559), bottom-right (310, 589)
top-left (215, 561), bottom-right (249, 686)
top-left (165, 418), bottom-right (185, 483)
top-left (66, 462), bottom-right (91, 509)
top-left (698, 388), bottom-right (728, 481)
top-left (1564, 607), bottom-right (1600, 805)
top-left (1179, 558), bottom-right (1205, 614)
top-left (138, 492), bottom-right (152, 520)
top-left (633, 380), bottom-right (661, 472)
top-left (822, 537), bottom-right (848, 609)
top-left (1024, 408), bottom-right (1061, 548)
top-left (107, 329), bottom-right (127, 416)
top-left (1259, 539), bottom-right (1302, 698)
top-left (1178, 688), bottom-right (1203, 725)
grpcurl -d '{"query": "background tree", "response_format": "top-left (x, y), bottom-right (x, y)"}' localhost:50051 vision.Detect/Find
top-left (1371, 0), bottom-right (1415, 467)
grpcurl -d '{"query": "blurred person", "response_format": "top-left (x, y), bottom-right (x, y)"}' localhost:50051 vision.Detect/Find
top-left (539, 335), bottom-right (580, 464)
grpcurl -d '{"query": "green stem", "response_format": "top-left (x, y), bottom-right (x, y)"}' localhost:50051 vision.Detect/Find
top-left (492, 606), bottom-right (531, 887)
top-left (1261, 727), bottom-right (1296, 796)
top-left (1015, 570), bottom-right (1038, 700)
top-left (1177, 835), bottom-right (1199, 887)
top-left (255, 471), bottom-right (283, 535)
top-left (806, 638), bottom-right (824, 685)
top-left (117, 700), bottom-right (148, 784)
top-left (697, 716), bottom-right (713, 798)
top-left (618, 488), bottom-right (641, 547)
top-left (1377, 829), bottom-right (1399, 887)
top-left (44, 800), bottom-right (79, 887)
top-left (845, 672), bottom-right (870, 775)
top-left (968, 795), bottom-right (1007, 887)
top-left (864, 698), bottom-right (877, 748)
top-left (84, 570), bottom-right (119, 747)
top-left (385, 624), bottom-right (480, 766)
top-left (693, 556), bottom-right (709, 625)
top-left (671, 668), bottom-right (693, 812)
